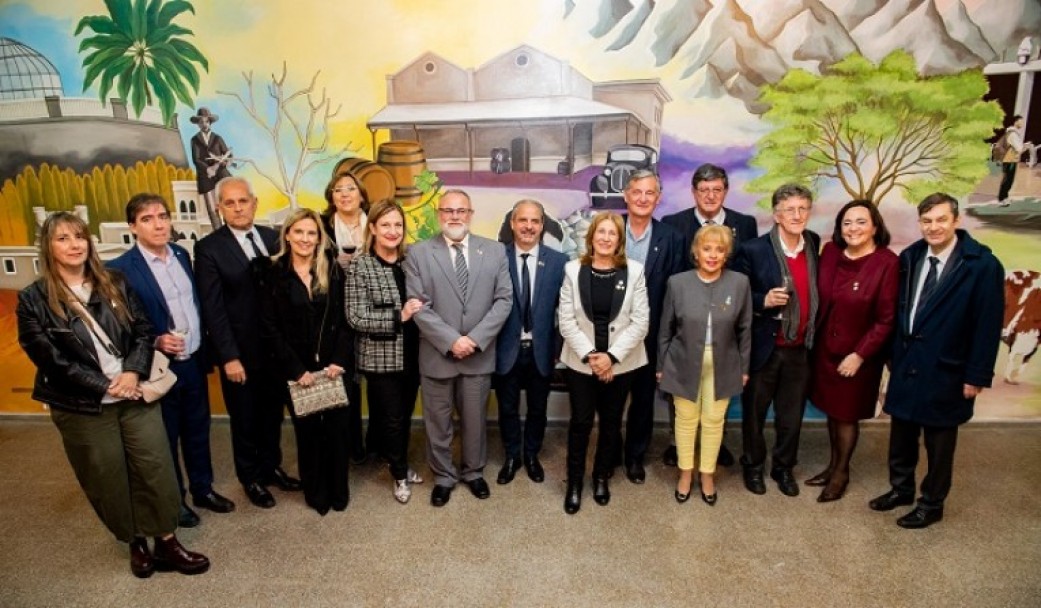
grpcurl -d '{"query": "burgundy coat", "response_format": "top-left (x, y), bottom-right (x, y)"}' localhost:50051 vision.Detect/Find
top-left (810, 243), bottom-right (899, 422)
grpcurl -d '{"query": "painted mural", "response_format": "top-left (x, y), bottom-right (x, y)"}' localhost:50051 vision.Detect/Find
top-left (1, 0), bottom-right (1039, 419)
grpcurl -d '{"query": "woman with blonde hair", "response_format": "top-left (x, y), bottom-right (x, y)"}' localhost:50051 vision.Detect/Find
top-left (558, 211), bottom-right (649, 514)
top-left (658, 224), bottom-right (751, 505)
top-left (17, 211), bottom-right (209, 577)
top-left (259, 208), bottom-right (353, 515)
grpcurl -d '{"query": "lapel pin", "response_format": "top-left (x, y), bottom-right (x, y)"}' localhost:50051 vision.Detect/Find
top-left (538, 261), bottom-right (545, 267)
top-left (616, 280), bottom-right (625, 291)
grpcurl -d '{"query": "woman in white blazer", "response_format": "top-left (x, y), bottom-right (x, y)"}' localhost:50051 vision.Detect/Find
top-left (558, 212), bottom-right (649, 514)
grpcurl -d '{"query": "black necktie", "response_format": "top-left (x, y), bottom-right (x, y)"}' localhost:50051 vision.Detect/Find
top-left (918, 256), bottom-right (940, 310)
top-left (245, 232), bottom-right (263, 260)
top-left (520, 253), bottom-right (532, 333)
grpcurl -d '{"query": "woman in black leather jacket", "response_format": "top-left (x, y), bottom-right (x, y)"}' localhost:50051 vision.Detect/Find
top-left (16, 211), bottom-right (209, 578)
top-left (259, 208), bottom-right (353, 515)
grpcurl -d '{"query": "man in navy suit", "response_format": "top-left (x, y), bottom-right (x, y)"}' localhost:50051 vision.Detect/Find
top-left (195, 177), bottom-right (300, 509)
top-left (869, 193), bottom-right (1003, 528)
top-left (620, 170), bottom-right (686, 483)
top-left (493, 199), bottom-right (568, 484)
top-left (731, 183), bottom-right (820, 498)
top-left (108, 194), bottom-right (235, 527)
top-left (661, 163), bottom-right (759, 467)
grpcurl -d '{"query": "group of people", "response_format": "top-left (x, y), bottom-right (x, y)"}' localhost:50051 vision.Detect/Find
top-left (16, 160), bottom-right (1004, 579)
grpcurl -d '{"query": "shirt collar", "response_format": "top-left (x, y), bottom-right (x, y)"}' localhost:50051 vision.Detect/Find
top-left (516, 243), bottom-right (539, 259)
top-left (626, 220), bottom-right (652, 243)
top-left (780, 233), bottom-right (806, 258)
top-left (928, 236), bottom-right (958, 265)
top-left (443, 233), bottom-right (470, 249)
top-left (136, 242), bottom-right (172, 262)
top-left (696, 208), bottom-right (726, 226)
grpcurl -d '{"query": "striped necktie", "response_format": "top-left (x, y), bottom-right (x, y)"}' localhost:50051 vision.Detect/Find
top-left (453, 243), bottom-right (468, 299)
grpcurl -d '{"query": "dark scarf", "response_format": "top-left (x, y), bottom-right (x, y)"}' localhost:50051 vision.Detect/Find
top-left (769, 225), bottom-right (819, 348)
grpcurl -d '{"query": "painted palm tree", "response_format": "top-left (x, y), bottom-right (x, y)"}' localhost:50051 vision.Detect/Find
top-left (75, 0), bottom-right (208, 127)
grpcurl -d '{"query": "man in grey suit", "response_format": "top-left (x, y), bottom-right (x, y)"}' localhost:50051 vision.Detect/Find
top-left (404, 189), bottom-right (513, 506)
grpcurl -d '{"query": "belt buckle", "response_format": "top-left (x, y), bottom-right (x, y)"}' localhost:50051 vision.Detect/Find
top-left (520, 339), bottom-right (533, 349)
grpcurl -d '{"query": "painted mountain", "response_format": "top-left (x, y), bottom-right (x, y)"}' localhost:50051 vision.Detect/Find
top-left (565, 0), bottom-right (1040, 112)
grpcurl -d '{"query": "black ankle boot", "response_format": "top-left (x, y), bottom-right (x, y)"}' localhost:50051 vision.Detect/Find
top-left (564, 480), bottom-right (583, 514)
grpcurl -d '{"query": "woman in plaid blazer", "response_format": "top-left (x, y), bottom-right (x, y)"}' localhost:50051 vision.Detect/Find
top-left (345, 200), bottom-right (426, 503)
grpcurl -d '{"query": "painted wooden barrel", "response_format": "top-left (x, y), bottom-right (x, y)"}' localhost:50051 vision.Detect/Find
top-left (377, 141), bottom-right (427, 208)
top-left (332, 157), bottom-right (396, 205)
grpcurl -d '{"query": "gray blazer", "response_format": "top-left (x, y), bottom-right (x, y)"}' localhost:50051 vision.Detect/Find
top-left (404, 233), bottom-right (513, 379)
top-left (657, 269), bottom-right (752, 401)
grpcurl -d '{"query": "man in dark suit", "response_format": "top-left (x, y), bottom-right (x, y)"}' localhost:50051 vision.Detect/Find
top-left (620, 170), bottom-right (686, 483)
top-left (109, 193), bottom-right (235, 528)
top-left (494, 199), bottom-right (568, 485)
top-left (404, 189), bottom-right (513, 506)
top-left (189, 107), bottom-right (232, 228)
top-left (661, 163), bottom-right (759, 467)
top-left (869, 193), bottom-right (1003, 528)
top-left (731, 183), bottom-right (820, 497)
top-left (195, 177), bottom-right (300, 509)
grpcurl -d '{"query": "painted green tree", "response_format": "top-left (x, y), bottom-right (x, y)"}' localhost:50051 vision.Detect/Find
top-left (75, 0), bottom-right (209, 127)
top-left (749, 51), bottom-right (1003, 206)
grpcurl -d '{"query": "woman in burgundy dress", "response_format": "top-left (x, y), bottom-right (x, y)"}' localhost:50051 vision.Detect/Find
top-left (808, 200), bottom-right (898, 502)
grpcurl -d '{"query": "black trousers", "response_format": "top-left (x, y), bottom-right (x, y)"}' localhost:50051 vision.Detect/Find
top-left (163, 353), bottom-right (214, 500)
top-left (740, 346), bottom-right (810, 471)
top-left (623, 363), bottom-right (657, 465)
top-left (219, 367), bottom-right (285, 487)
top-left (291, 404), bottom-right (350, 513)
top-left (998, 162), bottom-right (1017, 201)
top-left (365, 371), bottom-right (420, 480)
top-left (888, 416), bottom-right (959, 510)
top-left (565, 369), bottom-right (634, 480)
top-left (494, 344), bottom-right (552, 460)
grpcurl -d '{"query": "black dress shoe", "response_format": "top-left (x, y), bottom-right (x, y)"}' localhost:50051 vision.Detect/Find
top-left (466, 478), bottom-right (491, 499)
top-left (743, 466), bottom-right (767, 495)
top-left (662, 444), bottom-right (678, 467)
top-left (496, 458), bottom-right (521, 485)
top-left (896, 506), bottom-right (943, 529)
top-left (245, 482), bottom-right (276, 509)
top-left (431, 484), bottom-right (453, 507)
top-left (153, 535), bottom-right (210, 575)
top-left (770, 468), bottom-right (800, 497)
top-left (674, 486), bottom-right (691, 503)
top-left (869, 490), bottom-right (915, 512)
top-left (593, 478), bottom-right (611, 506)
top-left (524, 456), bottom-right (545, 483)
top-left (129, 537), bottom-right (154, 579)
top-left (193, 491), bottom-right (236, 513)
top-left (625, 461), bottom-right (646, 484)
top-left (701, 491), bottom-right (717, 506)
top-left (805, 469), bottom-right (831, 487)
top-left (564, 480), bottom-right (583, 514)
top-left (266, 467), bottom-right (302, 492)
top-left (817, 478), bottom-right (848, 503)
top-left (716, 444), bottom-right (735, 467)
top-left (178, 502), bottom-right (200, 528)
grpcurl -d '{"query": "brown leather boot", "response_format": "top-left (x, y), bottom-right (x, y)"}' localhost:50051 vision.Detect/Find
top-left (129, 537), bottom-right (154, 579)
top-left (153, 534), bottom-right (210, 575)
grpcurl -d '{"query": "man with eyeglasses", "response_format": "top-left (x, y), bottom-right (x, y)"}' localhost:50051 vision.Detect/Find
top-left (618, 170), bottom-right (685, 484)
top-left (404, 189), bottom-right (513, 506)
top-left (660, 163), bottom-right (758, 468)
top-left (731, 184), bottom-right (820, 497)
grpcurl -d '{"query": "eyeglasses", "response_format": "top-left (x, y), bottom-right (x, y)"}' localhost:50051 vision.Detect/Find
top-left (696, 187), bottom-right (726, 195)
top-left (333, 186), bottom-right (358, 195)
top-left (438, 208), bottom-right (473, 217)
top-left (777, 206), bottom-right (811, 217)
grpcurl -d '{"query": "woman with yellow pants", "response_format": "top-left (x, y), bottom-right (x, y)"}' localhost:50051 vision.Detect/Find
top-left (658, 225), bottom-right (751, 504)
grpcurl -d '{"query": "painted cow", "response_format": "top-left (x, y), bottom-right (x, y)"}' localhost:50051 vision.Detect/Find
top-left (1002, 269), bottom-right (1041, 384)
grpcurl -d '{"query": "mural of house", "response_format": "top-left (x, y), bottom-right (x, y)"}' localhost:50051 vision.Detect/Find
top-left (367, 45), bottom-right (670, 175)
